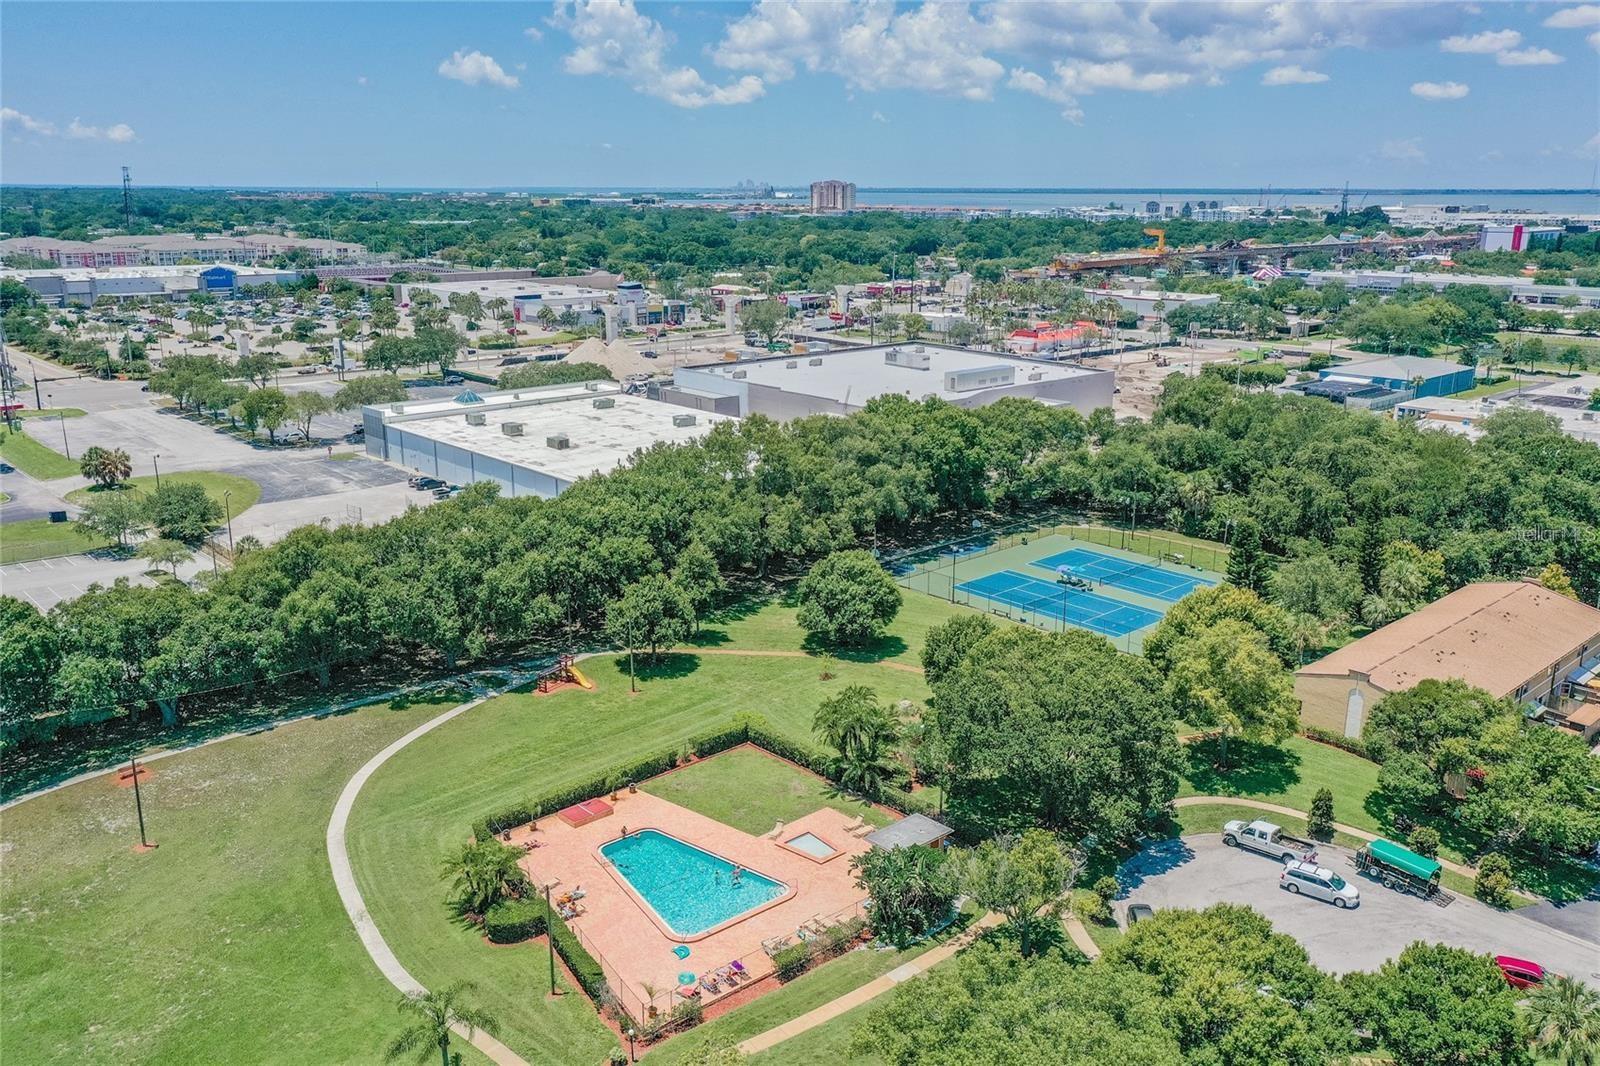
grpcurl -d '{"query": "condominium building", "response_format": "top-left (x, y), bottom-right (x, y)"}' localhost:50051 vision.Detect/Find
top-left (810, 180), bottom-right (856, 213)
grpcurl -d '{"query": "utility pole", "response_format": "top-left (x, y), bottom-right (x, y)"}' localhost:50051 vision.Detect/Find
top-left (129, 756), bottom-right (153, 849)
top-left (122, 166), bottom-right (134, 230)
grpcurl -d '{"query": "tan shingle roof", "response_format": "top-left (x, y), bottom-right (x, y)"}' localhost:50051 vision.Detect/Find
top-left (1297, 581), bottom-right (1600, 696)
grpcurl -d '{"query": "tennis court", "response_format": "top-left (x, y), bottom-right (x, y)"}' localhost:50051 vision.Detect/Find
top-left (1031, 546), bottom-right (1216, 603)
top-left (954, 570), bottom-right (1163, 638)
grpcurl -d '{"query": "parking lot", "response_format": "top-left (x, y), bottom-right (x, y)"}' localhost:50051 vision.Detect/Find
top-left (1118, 835), bottom-right (1600, 984)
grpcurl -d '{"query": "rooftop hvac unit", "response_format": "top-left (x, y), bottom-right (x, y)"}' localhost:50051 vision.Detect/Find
top-left (592, 397), bottom-right (615, 409)
top-left (672, 413), bottom-right (697, 427)
top-left (786, 361), bottom-right (798, 368)
top-left (465, 411), bottom-right (486, 425)
top-left (808, 357), bottom-right (823, 366)
top-left (884, 346), bottom-right (932, 370)
top-left (732, 370), bottom-right (747, 379)
top-left (502, 421), bottom-right (524, 436)
top-left (585, 381), bottom-right (601, 391)
top-left (1027, 372), bottom-right (1043, 382)
top-left (546, 433), bottom-right (570, 449)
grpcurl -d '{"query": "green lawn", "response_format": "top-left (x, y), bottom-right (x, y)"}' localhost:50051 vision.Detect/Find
top-left (0, 517), bottom-right (112, 565)
top-left (0, 425), bottom-right (81, 480)
top-left (66, 471), bottom-right (261, 521)
top-left (642, 746), bottom-right (892, 837)
top-left (749, 997), bottom-right (884, 1066)
top-left (0, 693), bottom-right (512, 1066)
top-left (1455, 376), bottom-right (1533, 399)
top-left (643, 908), bottom-right (976, 1065)
top-left (14, 407), bottom-right (87, 419)
top-left (690, 590), bottom-right (963, 667)
top-left (345, 606), bottom-right (937, 1064)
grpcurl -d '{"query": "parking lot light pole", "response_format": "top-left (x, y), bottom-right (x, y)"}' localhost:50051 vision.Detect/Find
top-left (223, 490), bottom-right (234, 552)
top-left (152, 453), bottom-right (161, 488)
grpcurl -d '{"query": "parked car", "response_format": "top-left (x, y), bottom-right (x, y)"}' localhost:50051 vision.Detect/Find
top-left (1126, 903), bottom-right (1155, 925)
top-left (1280, 860), bottom-right (1360, 908)
top-left (408, 475), bottom-right (444, 490)
top-left (443, 374), bottom-right (463, 385)
top-left (498, 355), bottom-right (529, 366)
top-left (1495, 956), bottom-right (1545, 990)
top-left (1222, 819), bottom-right (1318, 863)
top-left (641, 350), bottom-right (659, 359)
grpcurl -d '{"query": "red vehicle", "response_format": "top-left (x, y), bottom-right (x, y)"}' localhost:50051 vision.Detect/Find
top-left (1495, 955), bottom-right (1545, 990)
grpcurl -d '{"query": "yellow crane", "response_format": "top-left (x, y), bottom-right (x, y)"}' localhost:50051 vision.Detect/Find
top-left (1142, 227), bottom-right (1167, 255)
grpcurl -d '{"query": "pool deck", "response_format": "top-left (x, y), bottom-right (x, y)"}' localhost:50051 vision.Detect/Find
top-left (510, 792), bottom-right (875, 1015)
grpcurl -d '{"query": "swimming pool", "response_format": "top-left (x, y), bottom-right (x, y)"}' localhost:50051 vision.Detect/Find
top-left (601, 829), bottom-right (788, 937)
top-left (784, 832), bottom-right (838, 859)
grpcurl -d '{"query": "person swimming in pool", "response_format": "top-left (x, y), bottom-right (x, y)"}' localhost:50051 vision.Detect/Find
top-left (731, 864), bottom-right (743, 885)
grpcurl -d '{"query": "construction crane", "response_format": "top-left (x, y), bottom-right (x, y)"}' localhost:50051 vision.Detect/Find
top-left (1142, 228), bottom-right (1167, 254)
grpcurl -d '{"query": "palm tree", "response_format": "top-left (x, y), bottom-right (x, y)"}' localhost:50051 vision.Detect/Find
top-left (814, 686), bottom-right (901, 797)
top-left (386, 982), bottom-right (500, 1066)
top-left (1528, 974), bottom-right (1600, 1066)
top-left (442, 840), bottom-right (525, 915)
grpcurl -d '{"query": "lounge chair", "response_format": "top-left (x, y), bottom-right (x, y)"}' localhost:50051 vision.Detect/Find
top-left (730, 959), bottom-right (747, 978)
top-left (764, 821), bottom-right (786, 840)
top-left (841, 816), bottom-right (865, 832)
top-left (699, 975), bottom-right (721, 994)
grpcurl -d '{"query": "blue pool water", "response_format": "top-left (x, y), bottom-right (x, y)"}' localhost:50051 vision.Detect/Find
top-left (601, 829), bottom-right (787, 936)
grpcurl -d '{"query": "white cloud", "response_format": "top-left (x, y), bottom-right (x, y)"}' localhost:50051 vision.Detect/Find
top-left (871, 110), bottom-right (889, 123)
top-left (1379, 137), bottom-right (1427, 163)
top-left (356, 75), bottom-right (369, 86)
top-left (1496, 47), bottom-right (1564, 65)
top-left (1478, 148), bottom-right (1504, 162)
top-left (0, 107), bottom-right (56, 135)
top-left (554, 0), bottom-right (764, 108)
top-left (1544, 4), bottom-right (1600, 28)
top-left (1411, 80), bottom-right (1470, 100)
top-left (437, 49), bottom-right (520, 89)
top-left (1578, 131), bottom-right (1600, 159)
top-left (1590, 30), bottom-right (1600, 50)
top-left (66, 118), bottom-right (136, 142)
top-left (1440, 28), bottom-right (1520, 53)
top-left (524, 25), bottom-right (544, 41)
top-left (1261, 64), bottom-right (1329, 85)
top-left (704, 0), bottom-right (1464, 122)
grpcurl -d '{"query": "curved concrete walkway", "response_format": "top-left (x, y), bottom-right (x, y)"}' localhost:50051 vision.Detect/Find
top-left (1175, 795), bottom-right (1481, 879)
top-left (326, 683), bottom-right (532, 1066)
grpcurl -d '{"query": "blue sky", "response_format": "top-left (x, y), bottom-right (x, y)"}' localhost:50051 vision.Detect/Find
top-left (2, 1), bottom-right (1597, 189)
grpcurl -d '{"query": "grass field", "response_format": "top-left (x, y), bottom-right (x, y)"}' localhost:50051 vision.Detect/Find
top-left (642, 907), bottom-right (977, 1065)
top-left (344, 605), bottom-right (942, 1063)
top-left (641, 746), bottom-right (892, 837)
top-left (0, 517), bottom-right (112, 565)
top-left (0, 692), bottom-right (493, 1066)
top-left (66, 471), bottom-right (262, 521)
top-left (0, 425), bottom-right (80, 480)
top-left (14, 407), bottom-right (87, 420)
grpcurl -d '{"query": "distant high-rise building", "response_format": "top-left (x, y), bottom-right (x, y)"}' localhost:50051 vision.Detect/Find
top-left (810, 180), bottom-right (856, 213)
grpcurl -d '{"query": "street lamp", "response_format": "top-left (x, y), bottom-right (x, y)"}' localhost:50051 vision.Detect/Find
top-left (626, 1028), bottom-right (636, 1063)
top-left (223, 490), bottom-right (235, 553)
top-left (152, 453), bottom-right (161, 488)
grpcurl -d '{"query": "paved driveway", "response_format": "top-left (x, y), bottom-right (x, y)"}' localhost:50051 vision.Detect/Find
top-left (0, 467), bottom-right (73, 524)
top-left (0, 551), bottom-right (207, 611)
top-left (1118, 835), bottom-right (1600, 984)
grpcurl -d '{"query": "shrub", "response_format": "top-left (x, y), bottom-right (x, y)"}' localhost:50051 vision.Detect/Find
top-left (1301, 725), bottom-right (1371, 761)
top-left (484, 897), bottom-right (548, 944)
top-left (1092, 875), bottom-right (1119, 905)
top-left (669, 996), bottom-right (703, 1031)
top-left (1073, 892), bottom-right (1112, 925)
top-left (482, 897), bottom-right (609, 1001)
top-left (1474, 853), bottom-right (1515, 908)
top-left (1407, 826), bottom-right (1440, 859)
top-left (773, 942), bottom-right (812, 982)
top-left (1307, 787), bottom-right (1336, 840)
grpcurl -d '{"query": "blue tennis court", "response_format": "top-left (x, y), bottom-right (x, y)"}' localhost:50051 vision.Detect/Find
top-left (954, 570), bottom-right (1162, 638)
top-left (1030, 546), bottom-right (1215, 603)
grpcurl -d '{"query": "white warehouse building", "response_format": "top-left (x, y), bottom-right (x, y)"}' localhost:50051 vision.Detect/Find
top-left (653, 342), bottom-right (1115, 420)
top-left (362, 382), bottom-right (734, 498)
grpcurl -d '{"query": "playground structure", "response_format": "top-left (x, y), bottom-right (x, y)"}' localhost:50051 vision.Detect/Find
top-left (534, 654), bottom-right (594, 694)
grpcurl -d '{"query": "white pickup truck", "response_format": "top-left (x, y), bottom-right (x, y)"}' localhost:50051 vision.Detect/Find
top-left (1222, 819), bottom-right (1318, 863)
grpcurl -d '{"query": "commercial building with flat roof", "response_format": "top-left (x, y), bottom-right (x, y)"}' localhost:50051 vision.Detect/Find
top-left (361, 382), bottom-right (733, 498)
top-left (1295, 268), bottom-right (1600, 309)
top-left (2, 264), bottom-right (301, 305)
top-left (1294, 580), bottom-right (1600, 741)
top-left (656, 342), bottom-right (1115, 420)
top-left (1394, 374), bottom-right (1600, 445)
top-left (1287, 354), bottom-right (1476, 410)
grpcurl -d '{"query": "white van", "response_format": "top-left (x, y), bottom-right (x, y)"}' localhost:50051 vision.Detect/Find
top-left (1280, 860), bottom-right (1360, 908)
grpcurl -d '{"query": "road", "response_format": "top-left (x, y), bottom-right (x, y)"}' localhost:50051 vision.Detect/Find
top-left (1118, 835), bottom-right (1600, 984)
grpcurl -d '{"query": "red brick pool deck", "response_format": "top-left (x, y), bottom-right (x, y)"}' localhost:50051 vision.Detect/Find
top-left (509, 792), bottom-right (875, 1015)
